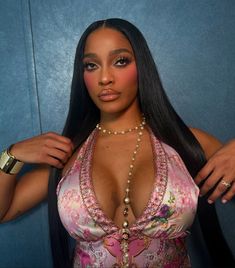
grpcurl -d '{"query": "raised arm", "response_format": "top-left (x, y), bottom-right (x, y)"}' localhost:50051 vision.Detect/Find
top-left (190, 128), bottom-right (235, 203)
top-left (0, 132), bottom-right (73, 222)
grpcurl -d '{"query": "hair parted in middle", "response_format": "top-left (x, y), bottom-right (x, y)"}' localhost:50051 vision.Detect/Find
top-left (48, 18), bottom-right (207, 268)
top-left (63, 18), bottom-right (206, 175)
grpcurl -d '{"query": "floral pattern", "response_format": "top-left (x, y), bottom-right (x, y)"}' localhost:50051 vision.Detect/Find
top-left (151, 204), bottom-right (175, 224)
top-left (57, 129), bottom-right (198, 267)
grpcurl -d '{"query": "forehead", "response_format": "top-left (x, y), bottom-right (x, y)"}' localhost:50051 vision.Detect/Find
top-left (84, 28), bottom-right (133, 54)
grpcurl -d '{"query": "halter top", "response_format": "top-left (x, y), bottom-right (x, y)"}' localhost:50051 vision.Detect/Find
top-left (57, 129), bottom-right (199, 267)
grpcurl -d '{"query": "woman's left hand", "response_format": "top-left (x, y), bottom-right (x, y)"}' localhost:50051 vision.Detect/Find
top-left (195, 139), bottom-right (235, 204)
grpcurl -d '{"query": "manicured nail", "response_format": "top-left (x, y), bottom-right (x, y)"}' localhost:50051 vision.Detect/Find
top-left (207, 199), bottom-right (213, 204)
top-left (222, 199), bottom-right (227, 204)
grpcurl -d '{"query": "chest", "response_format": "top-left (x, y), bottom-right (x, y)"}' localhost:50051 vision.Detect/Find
top-left (91, 131), bottom-right (155, 225)
top-left (57, 131), bottom-right (199, 239)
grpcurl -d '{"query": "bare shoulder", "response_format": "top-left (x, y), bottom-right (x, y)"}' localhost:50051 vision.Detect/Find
top-left (189, 127), bottom-right (223, 159)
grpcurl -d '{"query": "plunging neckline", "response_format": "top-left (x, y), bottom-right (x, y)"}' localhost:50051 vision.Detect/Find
top-left (79, 128), bottom-right (168, 235)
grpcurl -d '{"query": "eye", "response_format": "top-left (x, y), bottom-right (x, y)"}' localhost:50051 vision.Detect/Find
top-left (114, 57), bottom-right (131, 67)
top-left (83, 62), bottom-right (98, 71)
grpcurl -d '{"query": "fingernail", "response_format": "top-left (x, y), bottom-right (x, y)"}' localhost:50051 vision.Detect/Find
top-left (207, 199), bottom-right (213, 204)
top-left (222, 199), bottom-right (227, 204)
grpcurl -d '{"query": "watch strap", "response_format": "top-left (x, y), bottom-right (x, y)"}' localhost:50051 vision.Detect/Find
top-left (0, 147), bottom-right (24, 174)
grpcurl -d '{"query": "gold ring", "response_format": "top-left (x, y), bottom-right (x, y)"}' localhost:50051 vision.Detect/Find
top-left (221, 179), bottom-right (231, 188)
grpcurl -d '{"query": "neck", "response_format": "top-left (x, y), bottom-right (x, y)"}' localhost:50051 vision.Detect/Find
top-left (99, 110), bottom-right (143, 132)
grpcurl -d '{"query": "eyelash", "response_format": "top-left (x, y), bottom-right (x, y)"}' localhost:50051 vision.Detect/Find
top-left (114, 56), bottom-right (131, 67)
top-left (83, 56), bottom-right (132, 72)
top-left (83, 62), bottom-right (97, 71)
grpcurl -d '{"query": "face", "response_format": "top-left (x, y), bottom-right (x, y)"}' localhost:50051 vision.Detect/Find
top-left (83, 28), bottom-right (139, 115)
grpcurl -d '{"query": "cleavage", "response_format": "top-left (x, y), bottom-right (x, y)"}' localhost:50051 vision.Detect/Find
top-left (91, 130), bottom-right (155, 227)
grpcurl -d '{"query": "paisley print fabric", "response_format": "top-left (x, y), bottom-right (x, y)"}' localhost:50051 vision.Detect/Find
top-left (57, 129), bottom-right (199, 267)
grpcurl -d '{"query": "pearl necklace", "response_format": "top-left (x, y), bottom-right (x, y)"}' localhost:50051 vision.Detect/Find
top-left (96, 117), bottom-right (146, 267)
top-left (96, 118), bottom-right (146, 135)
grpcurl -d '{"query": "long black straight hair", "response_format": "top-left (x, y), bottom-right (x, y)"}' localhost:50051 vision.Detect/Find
top-left (48, 18), bottom-right (207, 267)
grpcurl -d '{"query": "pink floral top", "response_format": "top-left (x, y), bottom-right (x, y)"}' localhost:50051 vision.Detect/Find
top-left (57, 129), bottom-right (199, 268)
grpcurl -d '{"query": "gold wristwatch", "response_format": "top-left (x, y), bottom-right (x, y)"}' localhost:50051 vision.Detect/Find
top-left (0, 146), bottom-right (24, 175)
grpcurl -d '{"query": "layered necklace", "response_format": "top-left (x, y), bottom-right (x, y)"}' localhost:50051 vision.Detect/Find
top-left (96, 117), bottom-right (146, 267)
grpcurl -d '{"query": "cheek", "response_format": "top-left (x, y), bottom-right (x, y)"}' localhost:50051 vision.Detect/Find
top-left (84, 72), bottom-right (96, 93)
top-left (119, 64), bottom-right (138, 89)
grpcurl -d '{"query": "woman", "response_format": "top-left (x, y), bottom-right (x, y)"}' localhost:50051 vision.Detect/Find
top-left (0, 18), bottom-right (235, 267)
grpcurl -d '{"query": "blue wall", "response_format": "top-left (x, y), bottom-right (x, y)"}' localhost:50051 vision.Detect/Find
top-left (0, 0), bottom-right (234, 267)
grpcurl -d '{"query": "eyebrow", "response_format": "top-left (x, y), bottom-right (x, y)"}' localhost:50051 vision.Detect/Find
top-left (83, 48), bottom-right (133, 59)
top-left (110, 48), bottom-right (133, 56)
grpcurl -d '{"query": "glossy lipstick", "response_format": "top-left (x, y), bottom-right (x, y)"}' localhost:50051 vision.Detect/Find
top-left (98, 89), bottom-right (121, 101)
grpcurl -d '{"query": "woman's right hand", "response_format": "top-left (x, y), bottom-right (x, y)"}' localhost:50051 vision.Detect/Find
top-left (10, 132), bottom-right (74, 169)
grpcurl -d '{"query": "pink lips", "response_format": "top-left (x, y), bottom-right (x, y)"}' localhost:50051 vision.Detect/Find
top-left (98, 89), bottom-right (121, 101)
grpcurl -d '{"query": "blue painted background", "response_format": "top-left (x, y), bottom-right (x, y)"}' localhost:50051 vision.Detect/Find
top-left (0, 0), bottom-right (234, 267)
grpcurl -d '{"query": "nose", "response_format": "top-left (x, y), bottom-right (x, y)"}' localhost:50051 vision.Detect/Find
top-left (98, 66), bottom-right (114, 86)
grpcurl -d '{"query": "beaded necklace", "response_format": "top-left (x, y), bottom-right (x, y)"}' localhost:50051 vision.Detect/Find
top-left (96, 117), bottom-right (146, 267)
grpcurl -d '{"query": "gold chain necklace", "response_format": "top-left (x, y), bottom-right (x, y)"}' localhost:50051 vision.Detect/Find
top-left (96, 117), bottom-right (146, 267)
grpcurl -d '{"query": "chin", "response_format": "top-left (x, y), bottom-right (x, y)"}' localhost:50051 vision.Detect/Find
top-left (95, 97), bottom-right (139, 116)
top-left (97, 105), bottom-right (125, 115)
top-left (99, 107), bottom-right (125, 115)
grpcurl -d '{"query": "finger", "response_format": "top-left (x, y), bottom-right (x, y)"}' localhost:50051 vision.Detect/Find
top-left (37, 143), bottom-right (71, 165)
top-left (45, 132), bottom-right (74, 146)
top-left (195, 161), bottom-right (214, 185)
top-left (45, 156), bottom-right (64, 169)
top-left (207, 179), bottom-right (233, 204)
top-left (47, 148), bottom-right (70, 164)
top-left (198, 169), bottom-right (223, 196)
top-left (45, 139), bottom-right (73, 156)
top-left (43, 132), bottom-right (74, 152)
top-left (221, 182), bottom-right (235, 203)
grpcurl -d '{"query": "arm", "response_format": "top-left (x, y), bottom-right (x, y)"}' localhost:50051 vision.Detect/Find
top-left (0, 132), bottom-right (73, 222)
top-left (0, 166), bottom-right (49, 222)
top-left (190, 128), bottom-right (235, 203)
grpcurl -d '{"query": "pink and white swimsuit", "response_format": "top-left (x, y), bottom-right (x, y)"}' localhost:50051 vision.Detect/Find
top-left (57, 129), bottom-right (199, 267)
